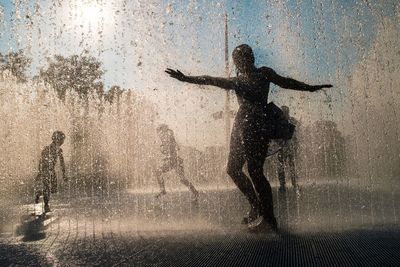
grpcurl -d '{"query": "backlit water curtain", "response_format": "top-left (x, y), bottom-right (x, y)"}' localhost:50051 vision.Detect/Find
top-left (0, 0), bottom-right (399, 233)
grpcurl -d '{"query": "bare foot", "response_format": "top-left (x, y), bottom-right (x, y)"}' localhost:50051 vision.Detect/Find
top-left (155, 190), bottom-right (166, 199)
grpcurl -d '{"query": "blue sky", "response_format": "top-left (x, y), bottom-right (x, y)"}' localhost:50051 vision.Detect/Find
top-left (0, 0), bottom-right (398, 147)
top-left (1, 0), bottom-right (395, 86)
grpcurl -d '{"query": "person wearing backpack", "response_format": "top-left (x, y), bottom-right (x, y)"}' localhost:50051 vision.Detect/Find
top-left (165, 44), bottom-right (332, 231)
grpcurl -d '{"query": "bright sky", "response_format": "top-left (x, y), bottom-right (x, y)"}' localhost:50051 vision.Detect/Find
top-left (0, 0), bottom-right (398, 148)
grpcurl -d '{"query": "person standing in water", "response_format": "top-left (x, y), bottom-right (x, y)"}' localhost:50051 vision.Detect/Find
top-left (165, 44), bottom-right (332, 231)
top-left (35, 131), bottom-right (67, 213)
top-left (154, 124), bottom-right (199, 200)
top-left (277, 106), bottom-right (300, 195)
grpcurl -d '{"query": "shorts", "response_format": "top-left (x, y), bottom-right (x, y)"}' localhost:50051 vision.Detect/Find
top-left (159, 157), bottom-right (185, 175)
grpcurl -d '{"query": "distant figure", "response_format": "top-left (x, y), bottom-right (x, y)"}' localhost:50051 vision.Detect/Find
top-left (166, 44), bottom-right (332, 232)
top-left (277, 106), bottom-right (300, 195)
top-left (154, 124), bottom-right (199, 200)
top-left (34, 131), bottom-right (67, 213)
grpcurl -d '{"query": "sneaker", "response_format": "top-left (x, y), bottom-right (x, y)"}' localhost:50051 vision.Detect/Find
top-left (241, 206), bottom-right (259, 224)
top-left (248, 215), bottom-right (278, 233)
top-left (44, 204), bottom-right (51, 213)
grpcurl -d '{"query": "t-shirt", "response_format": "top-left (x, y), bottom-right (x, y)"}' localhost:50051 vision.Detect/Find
top-left (160, 130), bottom-right (179, 160)
top-left (39, 144), bottom-right (63, 175)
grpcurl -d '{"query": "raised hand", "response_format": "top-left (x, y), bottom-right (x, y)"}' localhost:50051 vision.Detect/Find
top-left (308, 84), bottom-right (333, 92)
top-left (165, 68), bottom-right (187, 82)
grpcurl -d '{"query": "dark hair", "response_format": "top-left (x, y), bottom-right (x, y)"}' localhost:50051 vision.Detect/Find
top-left (232, 44), bottom-right (255, 66)
top-left (52, 130), bottom-right (65, 142)
top-left (156, 124), bottom-right (169, 132)
top-left (281, 105), bottom-right (289, 112)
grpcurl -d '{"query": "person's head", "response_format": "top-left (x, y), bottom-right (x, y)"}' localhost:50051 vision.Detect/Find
top-left (281, 105), bottom-right (290, 118)
top-left (52, 130), bottom-right (65, 146)
top-left (232, 44), bottom-right (255, 74)
top-left (156, 124), bottom-right (169, 137)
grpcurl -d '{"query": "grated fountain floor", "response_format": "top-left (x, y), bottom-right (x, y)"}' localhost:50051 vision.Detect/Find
top-left (1, 183), bottom-right (399, 266)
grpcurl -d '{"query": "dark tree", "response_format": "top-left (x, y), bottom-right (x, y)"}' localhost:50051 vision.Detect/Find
top-left (104, 85), bottom-right (124, 104)
top-left (0, 50), bottom-right (31, 82)
top-left (38, 52), bottom-right (104, 100)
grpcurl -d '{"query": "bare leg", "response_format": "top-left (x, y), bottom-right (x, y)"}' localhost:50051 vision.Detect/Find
top-left (180, 178), bottom-right (198, 198)
top-left (35, 191), bottom-right (41, 204)
top-left (154, 168), bottom-right (166, 198)
top-left (43, 177), bottom-right (51, 212)
top-left (288, 154), bottom-right (300, 195)
top-left (176, 158), bottom-right (198, 199)
top-left (277, 151), bottom-right (286, 192)
top-left (34, 173), bottom-right (41, 204)
top-left (247, 154), bottom-right (276, 223)
top-left (242, 124), bottom-right (277, 230)
top-left (50, 172), bottom-right (58, 194)
top-left (227, 124), bottom-right (261, 217)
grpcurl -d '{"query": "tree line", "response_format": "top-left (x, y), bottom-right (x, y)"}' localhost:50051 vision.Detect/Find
top-left (0, 49), bottom-right (123, 103)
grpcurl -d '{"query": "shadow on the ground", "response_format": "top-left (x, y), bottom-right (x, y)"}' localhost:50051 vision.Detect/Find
top-left (16, 213), bottom-right (47, 242)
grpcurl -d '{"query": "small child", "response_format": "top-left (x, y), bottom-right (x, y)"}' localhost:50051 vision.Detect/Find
top-left (154, 124), bottom-right (198, 200)
top-left (34, 131), bottom-right (67, 212)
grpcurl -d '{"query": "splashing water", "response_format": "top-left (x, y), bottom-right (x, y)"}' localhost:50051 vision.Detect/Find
top-left (0, 0), bottom-right (399, 239)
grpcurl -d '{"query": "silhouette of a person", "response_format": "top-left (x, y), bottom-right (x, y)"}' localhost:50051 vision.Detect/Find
top-left (277, 106), bottom-right (300, 195)
top-left (154, 124), bottom-right (199, 200)
top-left (166, 44), bottom-right (332, 231)
top-left (35, 131), bottom-right (67, 213)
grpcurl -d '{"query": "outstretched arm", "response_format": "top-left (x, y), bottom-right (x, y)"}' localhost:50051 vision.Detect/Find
top-left (165, 68), bottom-right (262, 101)
top-left (165, 69), bottom-right (237, 90)
top-left (262, 67), bottom-right (332, 92)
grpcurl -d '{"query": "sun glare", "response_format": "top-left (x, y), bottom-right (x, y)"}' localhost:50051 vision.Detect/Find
top-left (82, 4), bottom-right (101, 25)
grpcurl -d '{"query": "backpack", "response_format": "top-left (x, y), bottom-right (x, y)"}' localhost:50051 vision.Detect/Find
top-left (265, 102), bottom-right (295, 140)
